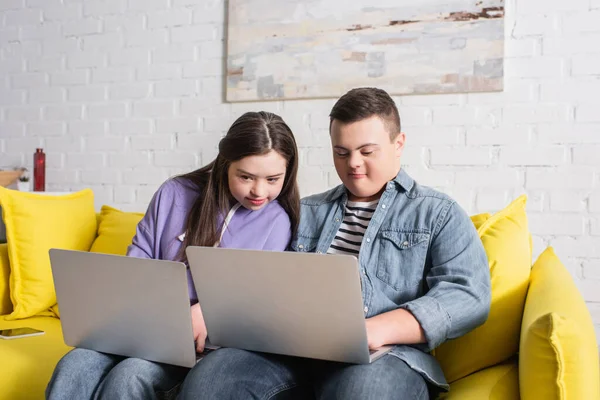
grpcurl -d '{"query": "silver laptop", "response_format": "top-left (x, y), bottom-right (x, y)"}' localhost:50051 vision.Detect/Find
top-left (49, 249), bottom-right (207, 368)
top-left (186, 246), bottom-right (392, 364)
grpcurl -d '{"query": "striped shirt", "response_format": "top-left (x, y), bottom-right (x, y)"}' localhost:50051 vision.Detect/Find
top-left (327, 199), bottom-right (378, 257)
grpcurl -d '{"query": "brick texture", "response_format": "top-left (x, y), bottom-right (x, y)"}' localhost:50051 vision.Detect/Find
top-left (1, 0), bottom-right (599, 341)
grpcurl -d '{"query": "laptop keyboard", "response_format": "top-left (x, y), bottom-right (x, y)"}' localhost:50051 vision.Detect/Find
top-left (195, 346), bottom-right (218, 362)
top-left (197, 347), bottom-right (380, 362)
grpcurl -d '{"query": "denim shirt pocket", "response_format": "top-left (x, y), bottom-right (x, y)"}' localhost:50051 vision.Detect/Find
top-left (376, 230), bottom-right (430, 292)
top-left (291, 234), bottom-right (319, 253)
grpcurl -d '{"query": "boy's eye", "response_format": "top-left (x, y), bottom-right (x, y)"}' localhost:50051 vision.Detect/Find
top-left (362, 151), bottom-right (373, 156)
top-left (335, 152), bottom-right (349, 157)
top-left (240, 175), bottom-right (252, 181)
top-left (267, 178), bottom-right (280, 183)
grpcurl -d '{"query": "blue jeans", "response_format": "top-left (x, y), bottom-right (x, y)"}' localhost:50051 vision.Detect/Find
top-left (46, 348), bottom-right (188, 400)
top-left (178, 348), bottom-right (429, 400)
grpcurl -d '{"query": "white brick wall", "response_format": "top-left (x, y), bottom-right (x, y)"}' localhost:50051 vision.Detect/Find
top-left (1, 0), bottom-right (600, 340)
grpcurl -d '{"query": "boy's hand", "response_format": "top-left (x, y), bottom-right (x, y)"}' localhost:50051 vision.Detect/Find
top-left (365, 317), bottom-right (386, 350)
top-left (191, 303), bottom-right (207, 353)
top-left (365, 309), bottom-right (426, 349)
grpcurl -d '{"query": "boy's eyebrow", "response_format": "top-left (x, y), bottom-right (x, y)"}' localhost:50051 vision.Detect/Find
top-left (333, 143), bottom-right (380, 151)
top-left (236, 169), bottom-right (285, 178)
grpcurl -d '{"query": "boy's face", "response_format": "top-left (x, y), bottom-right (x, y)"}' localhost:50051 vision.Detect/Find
top-left (330, 115), bottom-right (405, 202)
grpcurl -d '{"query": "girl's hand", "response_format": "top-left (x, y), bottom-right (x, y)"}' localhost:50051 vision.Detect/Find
top-left (191, 303), bottom-right (207, 352)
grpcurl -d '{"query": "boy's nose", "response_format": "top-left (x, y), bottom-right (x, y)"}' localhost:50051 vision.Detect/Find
top-left (348, 152), bottom-right (363, 169)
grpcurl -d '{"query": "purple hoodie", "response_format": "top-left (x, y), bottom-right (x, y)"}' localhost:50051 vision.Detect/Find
top-left (127, 177), bottom-right (292, 302)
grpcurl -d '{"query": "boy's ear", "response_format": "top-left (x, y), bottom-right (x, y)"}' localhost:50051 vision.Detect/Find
top-left (395, 132), bottom-right (406, 157)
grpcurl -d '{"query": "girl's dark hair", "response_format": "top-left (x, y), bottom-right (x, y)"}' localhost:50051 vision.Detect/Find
top-left (177, 111), bottom-right (299, 261)
top-left (329, 87), bottom-right (401, 139)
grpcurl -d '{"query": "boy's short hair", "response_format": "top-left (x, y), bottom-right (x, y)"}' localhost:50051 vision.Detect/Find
top-left (329, 87), bottom-right (401, 140)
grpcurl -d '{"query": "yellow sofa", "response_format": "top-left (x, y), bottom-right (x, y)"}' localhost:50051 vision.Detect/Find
top-left (0, 196), bottom-right (598, 399)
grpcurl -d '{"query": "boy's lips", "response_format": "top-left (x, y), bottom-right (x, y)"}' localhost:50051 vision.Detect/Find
top-left (349, 173), bottom-right (366, 179)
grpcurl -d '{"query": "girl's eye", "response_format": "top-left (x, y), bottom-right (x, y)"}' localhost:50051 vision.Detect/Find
top-left (267, 178), bottom-right (280, 183)
top-left (362, 151), bottom-right (373, 156)
top-left (335, 152), bottom-right (349, 158)
top-left (240, 175), bottom-right (252, 181)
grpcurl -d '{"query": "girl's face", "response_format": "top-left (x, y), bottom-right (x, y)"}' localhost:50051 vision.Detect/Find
top-left (227, 150), bottom-right (287, 211)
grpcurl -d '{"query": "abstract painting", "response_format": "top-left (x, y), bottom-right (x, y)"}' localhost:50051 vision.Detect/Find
top-left (226, 0), bottom-right (504, 101)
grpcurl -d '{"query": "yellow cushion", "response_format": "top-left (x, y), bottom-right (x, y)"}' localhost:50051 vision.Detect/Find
top-left (520, 247), bottom-right (600, 400)
top-left (0, 188), bottom-right (97, 320)
top-left (0, 244), bottom-right (12, 316)
top-left (0, 316), bottom-right (72, 400)
top-left (470, 212), bottom-right (491, 230)
top-left (433, 195), bottom-right (532, 382)
top-left (89, 205), bottom-right (144, 256)
top-left (442, 360), bottom-right (519, 400)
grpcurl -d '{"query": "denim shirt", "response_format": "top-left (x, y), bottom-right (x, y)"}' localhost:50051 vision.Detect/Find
top-left (291, 169), bottom-right (491, 389)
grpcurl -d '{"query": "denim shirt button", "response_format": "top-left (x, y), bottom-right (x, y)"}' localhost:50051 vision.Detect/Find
top-left (364, 307), bottom-right (368, 313)
top-left (366, 238), bottom-right (371, 243)
top-left (381, 204), bottom-right (386, 209)
top-left (402, 241), bottom-right (409, 247)
top-left (335, 218), bottom-right (340, 222)
top-left (298, 244), bottom-right (304, 249)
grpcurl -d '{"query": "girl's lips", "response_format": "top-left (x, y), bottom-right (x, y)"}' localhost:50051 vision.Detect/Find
top-left (247, 198), bottom-right (266, 206)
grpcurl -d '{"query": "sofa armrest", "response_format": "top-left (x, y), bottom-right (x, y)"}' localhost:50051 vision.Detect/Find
top-left (0, 243), bottom-right (12, 316)
top-left (520, 247), bottom-right (600, 400)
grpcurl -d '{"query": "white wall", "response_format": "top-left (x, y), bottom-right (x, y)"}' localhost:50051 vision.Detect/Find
top-left (1, 0), bottom-right (599, 336)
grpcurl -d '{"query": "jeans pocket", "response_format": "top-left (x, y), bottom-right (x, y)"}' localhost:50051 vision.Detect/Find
top-left (376, 230), bottom-right (429, 292)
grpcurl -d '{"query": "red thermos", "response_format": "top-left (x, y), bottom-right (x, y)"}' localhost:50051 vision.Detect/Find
top-left (33, 148), bottom-right (46, 192)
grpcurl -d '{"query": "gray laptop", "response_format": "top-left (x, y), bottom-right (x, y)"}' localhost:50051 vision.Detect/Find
top-left (49, 249), bottom-right (207, 368)
top-left (186, 246), bottom-right (392, 364)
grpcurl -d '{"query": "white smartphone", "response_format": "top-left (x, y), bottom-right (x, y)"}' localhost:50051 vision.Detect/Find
top-left (0, 327), bottom-right (45, 340)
